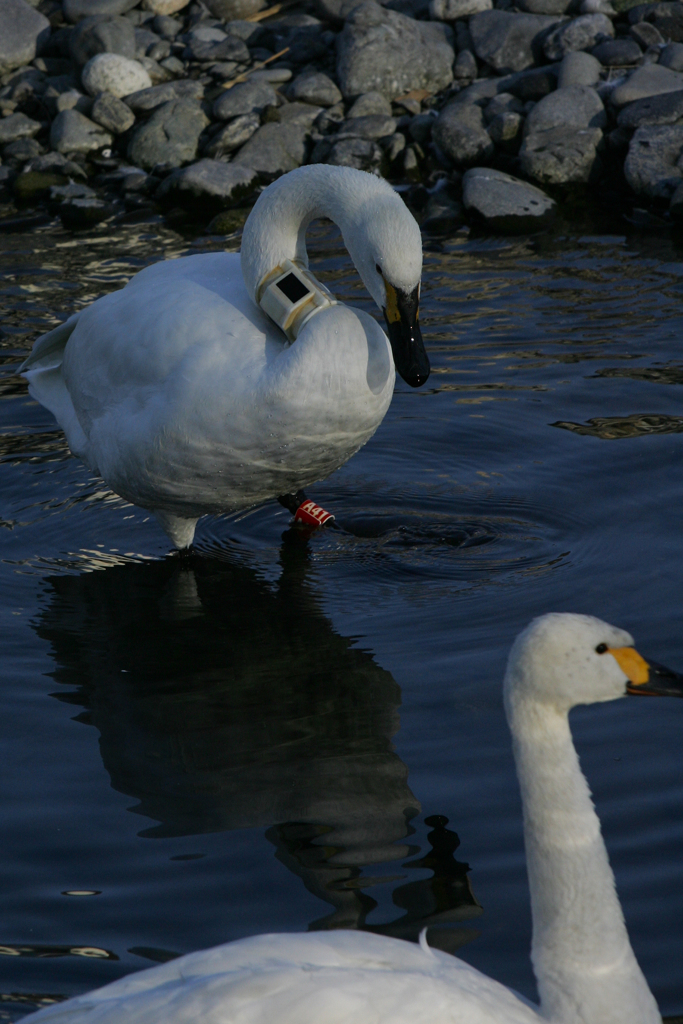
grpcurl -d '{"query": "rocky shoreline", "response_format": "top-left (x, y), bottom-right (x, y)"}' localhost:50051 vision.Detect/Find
top-left (2, 0), bottom-right (683, 235)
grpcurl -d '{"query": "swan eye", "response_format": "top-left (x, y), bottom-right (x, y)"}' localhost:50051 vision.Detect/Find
top-left (375, 263), bottom-right (383, 276)
top-left (595, 643), bottom-right (608, 654)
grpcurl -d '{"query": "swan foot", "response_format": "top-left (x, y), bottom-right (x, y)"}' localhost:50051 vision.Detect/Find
top-left (155, 511), bottom-right (198, 550)
top-left (277, 491), bottom-right (335, 528)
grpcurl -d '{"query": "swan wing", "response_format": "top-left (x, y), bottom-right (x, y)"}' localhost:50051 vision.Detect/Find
top-left (23, 932), bottom-right (540, 1024)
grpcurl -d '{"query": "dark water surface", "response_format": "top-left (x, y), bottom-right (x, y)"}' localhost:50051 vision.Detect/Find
top-left (0, 213), bottom-right (682, 1019)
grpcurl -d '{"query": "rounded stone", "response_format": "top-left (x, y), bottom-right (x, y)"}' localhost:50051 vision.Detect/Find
top-left (288, 72), bottom-right (342, 108)
top-left (462, 166), bottom-right (555, 232)
top-left (557, 50), bottom-right (601, 87)
top-left (433, 101), bottom-right (495, 167)
top-left (659, 42), bottom-right (683, 73)
top-left (592, 38), bottom-right (642, 67)
top-left (429, 0), bottom-right (492, 20)
top-left (610, 64), bottom-right (683, 107)
top-left (82, 53), bottom-right (152, 98)
top-left (543, 13), bottom-right (614, 62)
top-left (346, 92), bottom-right (393, 118)
top-left (141, 0), bottom-right (191, 13)
top-left (0, 0), bottom-right (50, 75)
top-left (63, 0), bottom-right (139, 22)
top-left (524, 85), bottom-right (606, 135)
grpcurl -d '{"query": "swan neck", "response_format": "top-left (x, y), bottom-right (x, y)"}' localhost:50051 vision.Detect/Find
top-left (240, 166), bottom-right (379, 307)
top-left (509, 697), bottom-right (660, 1024)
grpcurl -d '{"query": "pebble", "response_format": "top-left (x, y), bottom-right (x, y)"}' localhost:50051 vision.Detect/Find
top-left (469, 10), bottom-right (562, 75)
top-left (629, 21), bottom-right (664, 49)
top-left (69, 15), bottom-right (136, 67)
top-left (659, 42), bottom-right (683, 72)
top-left (63, 0), bottom-right (139, 22)
top-left (591, 38), bottom-right (642, 66)
top-left (429, 0), bottom-right (492, 20)
top-left (336, 1), bottom-right (455, 99)
top-left (82, 53), bottom-right (153, 97)
top-left (50, 108), bottom-right (113, 153)
top-left (0, 112), bottom-right (42, 145)
top-left (4, 138), bottom-right (44, 163)
top-left (617, 88), bottom-right (683, 128)
top-left (91, 90), bottom-right (136, 133)
top-left (520, 123), bottom-right (603, 183)
top-left (557, 50), bottom-right (601, 87)
top-left (125, 79), bottom-right (204, 113)
top-left (462, 166), bottom-right (555, 230)
top-left (346, 92), bottom-right (393, 118)
top-left (288, 72), bottom-right (342, 108)
top-left (624, 123), bottom-right (683, 198)
top-left (524, 84), bottom-right (606, 134)
top-left (339, 114), bottom-right (398, 139)
top-left (157, 158), bottom-right (257, 207)
top-left (231, 121), bottom-right (310, 176)
top-left (610, 63), bottom-right (683, 107)
top-left (543, 13), bottom-right (614, 61)
top-left (203, 112), bottom-right (260, 155)
top-left (213, 79), bottom-right (278, 120)
top-left (141, 0), bottom-right (191, 14)
top-left (127, 98), bottom-right (208, 170)
top-left (203, 0), bottom-right (265, 18)
top-left (59, 197), bottom-right (116, 229)
top-left (0, 0), bottom-right (50, 75)
top-left (433, 101), bottom-right (495, 166)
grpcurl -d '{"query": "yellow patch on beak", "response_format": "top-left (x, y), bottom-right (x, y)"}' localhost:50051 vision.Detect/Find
top-left (384, 282), bottom-right (400, 324)
top-left (608, 646), bottom-right (650, 685)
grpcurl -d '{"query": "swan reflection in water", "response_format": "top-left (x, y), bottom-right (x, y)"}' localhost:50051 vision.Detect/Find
top-left (34, 533), bottom-right (482, 954)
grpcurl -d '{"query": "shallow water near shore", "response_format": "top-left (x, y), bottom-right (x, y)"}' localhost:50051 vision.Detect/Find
top-left (0, 211), bottom-right (682, 1019)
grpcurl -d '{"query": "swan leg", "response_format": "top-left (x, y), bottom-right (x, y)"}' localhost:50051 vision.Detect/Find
top-left (154, 511), bottom-right (198, 549)
top-left (278, 491), bottom-right (335, 528)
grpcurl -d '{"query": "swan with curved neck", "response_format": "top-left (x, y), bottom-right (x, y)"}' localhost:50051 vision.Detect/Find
top-left (20, 166), bottom-right (429, 548)
top-left (23, 613), bottom-right (683, 1024)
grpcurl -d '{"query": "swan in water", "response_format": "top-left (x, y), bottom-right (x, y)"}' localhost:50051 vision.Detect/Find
top-left (23, 613), bottom-right (683, 1023)
top-left (20, 166), bottom-right (429, 548)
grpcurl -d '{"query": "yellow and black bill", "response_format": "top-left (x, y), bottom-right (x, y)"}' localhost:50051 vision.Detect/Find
top-left (608, 646), bottom-right (683, 697)
top-left (383, 283), bottom-right (430, 389)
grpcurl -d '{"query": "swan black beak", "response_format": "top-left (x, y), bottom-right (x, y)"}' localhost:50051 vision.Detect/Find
top-left (383, 283), bottom-right (430, 388)
top-left (609, 646), bottom-right (683, 696)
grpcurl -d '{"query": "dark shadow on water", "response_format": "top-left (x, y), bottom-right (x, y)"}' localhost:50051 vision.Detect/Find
top-left (32, 534), bottom-right (482, 952)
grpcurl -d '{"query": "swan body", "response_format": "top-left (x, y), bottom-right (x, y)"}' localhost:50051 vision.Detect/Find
top-left (24, 613), bottom-right (683, 1024)
top-left (21, 166), bottom-right (429, 548)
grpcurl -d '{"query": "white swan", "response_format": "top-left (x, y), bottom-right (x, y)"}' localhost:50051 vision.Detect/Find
top-left (20, 166), bottom-right (429, 548)
top-left (23, 613), bottom-right (683, 1024)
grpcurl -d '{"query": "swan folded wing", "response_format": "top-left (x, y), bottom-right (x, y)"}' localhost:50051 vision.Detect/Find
top-left (19, 313), bottom-right (81, 372)
top-left (23, 934), bottom-right (540, 1024)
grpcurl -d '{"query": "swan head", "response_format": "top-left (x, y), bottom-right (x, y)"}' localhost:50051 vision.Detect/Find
top-left (342, 185), bottom-right (430, 389)
top-left (504, 612), bottom-right (683, 715)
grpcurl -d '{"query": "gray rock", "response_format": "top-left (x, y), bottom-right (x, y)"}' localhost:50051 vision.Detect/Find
top-left (669, 177), bottom-right (683, 219)
top-left (488, 110), bottom-right (524, 147)
top-left (232, 121), bottom-right (310, 176)
top-left (420, 190), bottom-right (465, 233)
top-left (49, 181), bottom-right (96, 201)
top-left (82, 53), bottom-right (152, 97)
top-left (64, 0), bottom-right (139, 22)
top-left (135, 27), bottom-right (161, 58)
top-left (336, 1), bottom-right (454, 100)
top-left (91, 90), bottom-right (136, 132)
top-left (346, 91), bottom-right (393, 117)
top-left (127, 99), bottom-right (209, 171)
top-left (142, 0), bottom-right (191, 13)
top-left (326, 136), bottom-right (384, 170)
top-left (250, 68), bottom-right (293, 84)
top-left (469, 10), bottom-right (562, 75)
top-left (624, 123), bottom-right (683, 198)
top-left (288, 72), bottom-right (342, 108)
top-left (433, 101), bottom-right (495, 166)
top-left (506, 64), bottom-right (560, 99)
top-left (517, 0), bottom-right (572, 12)
top-left (462, 166), bottom-right (555, 231)
top-left (59, 197), bottom-right (116, 229)
top-left (617, 88), bottom-right (683, 127)
top-left (153, 14), bottom-right (182, 38)
top-left (543, 14), bottom-right (614, 61)
top-left (223, 19), bottom-right (262, 42)
top-left (184, 34), bottom-right (250, 63)
top-left (429, 0), bottom-right (491, 19)
top-left (24, 150), bottom-right (87, 177)
top-left (50, 108), bottom-right (113, 153)
top-left (659, 42), bottom-right (683, 72)
top-left (630, 21), bottom-right (664, 49)
top-left (55, 89), bottom-right (92, 114)
top-left (157, 158), bottom-right (257, 207)
top-left (592, 38), bottom-right (642, 66)
top-left (70, 16), bottom-right (136, 67)
top-left (0, 112), bottom-right (42, 144)
top-left (520, 124), bottom-right (603, 183)
top-left (203, 0), bottom-right (266, 18)
top-left (4, 137), bottom-right (44, 162)
top-left (610, 64), bottom-right (683, 107)
top-left (484, 91), bottom-right (525, 121)
top-left (383, 131), bottom-right (406, 160)
top-left (276, 102), bottom-right (324, 127)
top-left (454, 49), bottom-right (478, 78)
top-left (557, 50), bottom-right (601, 86)
top-left (213, 80), bottom-right (278, 120)
top-left (0, 0), bottom-right (50, 75)
top-left (339, 113), bottom-right (397, 138)
top-left (580, 0), bottom-right (615, 12)
top-left (203, 112), bottom-right (259, 155)
top-left (409, 112), bottom-right (435, 145)
top-left (125, 79), bottom-right (204, 113)
top-left (524, 85), bottom-right (606, 134)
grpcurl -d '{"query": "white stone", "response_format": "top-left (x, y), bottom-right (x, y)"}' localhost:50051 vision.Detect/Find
top-left (81, 53), bottom-right (153, 99)
top-left (141, 0), bottom-right (190, 12)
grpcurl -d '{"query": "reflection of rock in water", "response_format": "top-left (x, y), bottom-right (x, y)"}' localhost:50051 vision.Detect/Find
top-left (552, 413), bottom-right (683, 439)
top-left (35, 538), bottom-right (418, 857)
